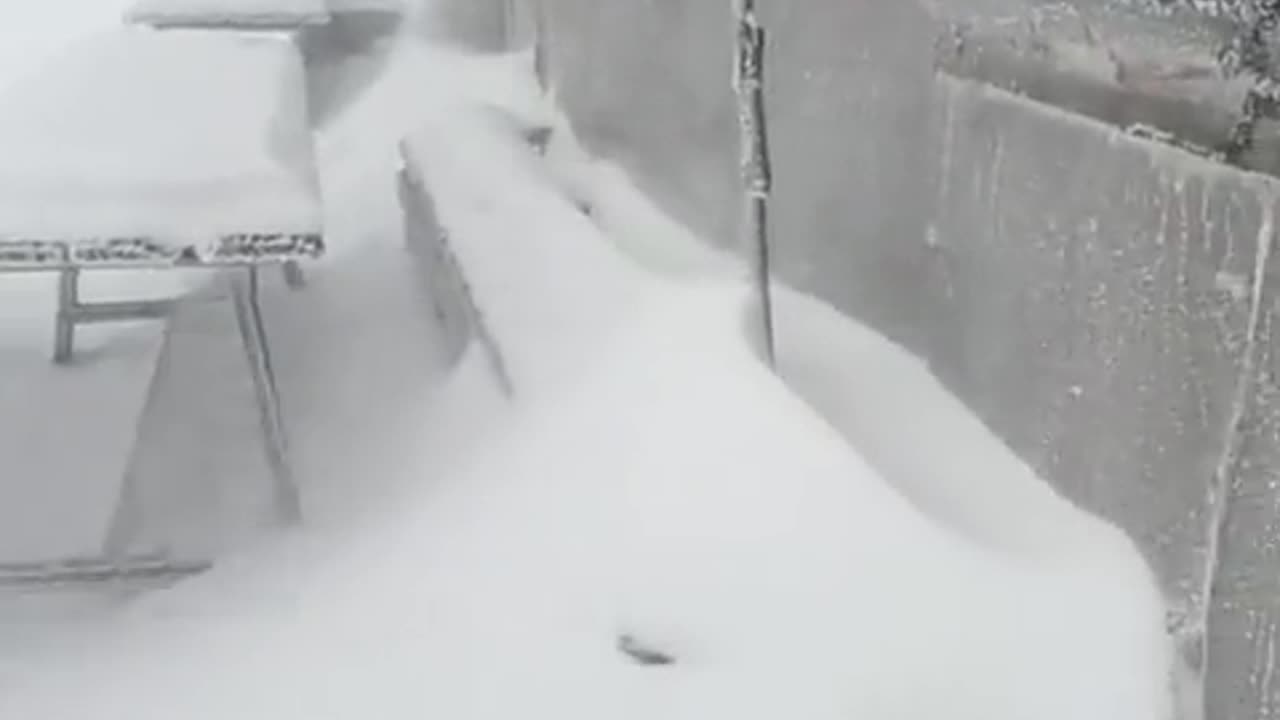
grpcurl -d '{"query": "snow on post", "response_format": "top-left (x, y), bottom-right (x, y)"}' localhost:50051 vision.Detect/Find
top-left (733, 0), bottom-right (776, 368)
top-left (125, 0), bottom-right (330, 30)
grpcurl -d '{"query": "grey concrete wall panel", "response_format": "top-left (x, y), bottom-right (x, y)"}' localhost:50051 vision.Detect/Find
top-left (1206, 237), bottom-right (1280, 720)
top-left (299, 9), bottom-right (403, 127)
top-left (419, 0), bottom-right (508, 52)
top-left (759, 0), bottom-right (938, 349)
top-left (537, 0), bottom-right (740, 252)
top-left (930, 76), bottom-right (1259, 616)
top-left (932, 78), bottom-right (1280, 720)
top-left (538, 0), bottom-right (939, 349)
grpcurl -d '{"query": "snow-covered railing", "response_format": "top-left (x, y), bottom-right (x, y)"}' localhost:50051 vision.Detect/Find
top-left (0, 28), bottom-right (324, 570)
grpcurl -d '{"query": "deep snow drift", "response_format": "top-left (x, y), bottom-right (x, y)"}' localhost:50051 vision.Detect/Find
top-left (1, 6), bottom-right (1184, 720)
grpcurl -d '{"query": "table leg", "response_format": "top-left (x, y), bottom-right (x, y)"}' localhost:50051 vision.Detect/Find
top-left (53, 268), bottom-right (79, 363)
top-left (229, 266), bottom-right (301, 525)
top-left (282, 260), bottom-right (306, 290)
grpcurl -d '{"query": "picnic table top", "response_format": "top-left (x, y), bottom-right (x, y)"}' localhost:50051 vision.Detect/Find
top-left (125, 0), bottom-right (330, 30)
top-left (0, 28), bottom-right (324, 270)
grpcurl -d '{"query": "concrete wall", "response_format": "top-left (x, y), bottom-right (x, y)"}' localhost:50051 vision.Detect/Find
top-left (432, 0), bottom-right (1280, 717)
top-left (932, 78), bottom-right (1277, 720)
top-left (534, 0), bottom-right (938, 349)
top-left (417, 0), bottom-right (509, 51)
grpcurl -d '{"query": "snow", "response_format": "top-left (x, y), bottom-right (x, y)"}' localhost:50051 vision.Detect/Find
top-left (125, 0), bottom-right (329, 28)
top-left (0, 5), bottom-right (1185, 720)
top-left (0, 28), bottom-right (322, 252)
top-left (539, 85), bottom-right (1189, 719)
top-left (0, 1), bottom-right (132, 92)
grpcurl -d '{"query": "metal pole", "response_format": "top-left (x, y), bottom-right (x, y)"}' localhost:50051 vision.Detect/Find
top-left (733, 0), bottom-right (776, 367)
top-left (229, 266), bottom-right (301, 525)
top-left (53, 267), bottom-right (80, 363)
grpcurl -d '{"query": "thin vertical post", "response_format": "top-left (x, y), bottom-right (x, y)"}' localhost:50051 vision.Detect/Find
top-left (229, 266), bottom-right (301, 525)
top-left (54, 267), bottom-right (80, 364)
top-left (504, 0), bottom-right (518, 51)
top-left (733, 0), bottom-right (776, 367)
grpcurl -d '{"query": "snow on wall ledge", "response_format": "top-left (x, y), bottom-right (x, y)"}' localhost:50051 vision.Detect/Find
top-left (461, 0), bottom-right (1280, 719)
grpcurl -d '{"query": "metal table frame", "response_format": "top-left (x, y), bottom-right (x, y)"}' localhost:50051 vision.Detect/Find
top-left (1, 233), bottom-right (322, 557)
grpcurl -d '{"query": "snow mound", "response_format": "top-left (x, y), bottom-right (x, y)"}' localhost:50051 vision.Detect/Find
top-left (539, 99), bottom-right (1185, 720)
top-left (0, 284), bottom-right (1180, 720)
top-left (0, 29), bottom-right (322, 246)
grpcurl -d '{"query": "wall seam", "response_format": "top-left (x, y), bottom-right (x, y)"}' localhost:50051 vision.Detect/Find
top-left (1197, 186), bottom-right (1277, 713)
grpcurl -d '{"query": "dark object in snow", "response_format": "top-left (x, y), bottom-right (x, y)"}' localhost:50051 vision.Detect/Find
top-left (616, 634), bottom-right (676, 666)
top-left (523, 125), bottom-right (554, 155)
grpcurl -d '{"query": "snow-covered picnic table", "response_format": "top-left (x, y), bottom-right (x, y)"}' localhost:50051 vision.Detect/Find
top-left (0, 28), bottom-right (323, 576)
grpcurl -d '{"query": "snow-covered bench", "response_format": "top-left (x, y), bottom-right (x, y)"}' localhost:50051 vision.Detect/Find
top-left (397, 142), bottom-right (513, 397)
top-left (0, 29), bottom-right (324, 582)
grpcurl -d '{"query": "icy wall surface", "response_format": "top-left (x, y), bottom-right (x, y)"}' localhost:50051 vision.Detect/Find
top-left (532, 1), bottom-right (740, 270)
top-left (440, 1), bottom-right (1280, 718)
top-left (530, 0), bottom-right (938, 350)
top-left (416, 0), bottom-right (508, 52)
top-left (933, 78), bottom-right (1278, 720)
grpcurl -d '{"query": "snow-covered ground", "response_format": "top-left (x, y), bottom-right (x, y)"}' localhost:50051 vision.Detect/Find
top-left (0, 2), bottom-right (1188, 719)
